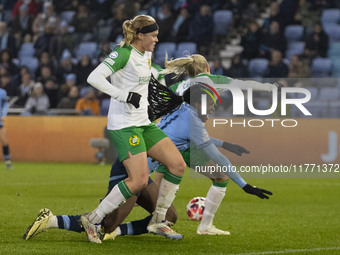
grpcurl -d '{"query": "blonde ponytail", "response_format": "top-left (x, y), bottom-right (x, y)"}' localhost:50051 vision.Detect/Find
top-left (163, 54), bottom-right (208, 78)
top-left (121, 20), bottom-right (135, 46)
top-left (120, 15), bottom-right (156, 47)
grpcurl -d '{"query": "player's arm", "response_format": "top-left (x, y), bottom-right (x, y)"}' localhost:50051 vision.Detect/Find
top-left (229, 79), bottom-right (280, 92)
top-left (209, 137), bottom-right (249, 156)
top-left (201, 144), bottom-right (272, 199)
top-left (87, 51), bottom-right (140, 108)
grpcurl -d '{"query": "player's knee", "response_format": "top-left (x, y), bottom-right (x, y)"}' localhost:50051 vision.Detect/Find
top-left (137, 175), bottom-right (149, 190)
top-left (168, 159), bottom-right (186, 176)
top-left (128, 173), bottom-right (149, 191)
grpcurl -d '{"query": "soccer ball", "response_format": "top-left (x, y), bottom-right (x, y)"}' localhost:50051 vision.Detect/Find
top-left (186, 197), bottom-right (205, 221)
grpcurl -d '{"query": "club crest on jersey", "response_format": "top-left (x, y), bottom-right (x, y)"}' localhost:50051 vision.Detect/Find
top-left (148, 58), bottom-right (151, 69)
top-left (129, 135), bottom-right (140, 146)
top-left (202, 128), bottom-right (209, 142)
top-left (109, 51), bottom-right (118, 59)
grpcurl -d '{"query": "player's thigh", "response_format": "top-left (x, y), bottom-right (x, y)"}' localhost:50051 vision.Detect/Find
top-left (109, 127), bottom-right (149, 180)
top-left (122, 151), bottom-right (149, 182)
top-left (147, 137), bottom-right (186, 174)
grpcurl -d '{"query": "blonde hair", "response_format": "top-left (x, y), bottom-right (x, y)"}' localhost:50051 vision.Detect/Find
top-left (163, 54), bottom-right (208, 78)
top-left (120, 15), bottom-right (156, 46)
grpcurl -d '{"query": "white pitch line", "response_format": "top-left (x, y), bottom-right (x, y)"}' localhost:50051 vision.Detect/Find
top-left (228, 247), bottom-right (340, 255)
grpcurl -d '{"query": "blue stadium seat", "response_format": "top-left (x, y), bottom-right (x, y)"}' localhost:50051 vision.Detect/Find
top-left (286, 41), bottom-right (305, 60)
top-left (80, 86), bottom-right (93, 98)
top-left (248, 58), bottom-right (269, 78)
top-left (75, 42), bottom-right (98, 60)
top-left (100, 98), bottom-right (110, 116)
top-left (331, 58), bottom-right (340, 76)
top-left (295, 101), bottom-right (328, 118)
top-left (325, 24), bottom-right (340, 43)
top-left (175, 42), bottom-right (197, 58)
top-left (321, 9), bottom-right (340, 25)
top-left (329, 100), bottom-right (340, 117)
top-left (18, 43), bottom-right (35, 60)
top-left (60, 10), bottom-right (76, 24)
top-left (154, 42), bottom-right (176, 66)
top-left (213, 10), bottom-right (233, 35)
top-left (311, 58), bottom-right (333, 77)
top-left (328, 41), bottom-right (340, 59)
top-left (318, 87), bottom-right (340, 100)
top-left (284, 25), bottom-right (304, 42)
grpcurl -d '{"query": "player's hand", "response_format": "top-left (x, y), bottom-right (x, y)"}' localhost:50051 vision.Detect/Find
top-left (242, 184), bottom-right (273, 199)
top-left (222, 142), bottom-right (249, 156)
top-left (127, 92), bottom-right (141, 108)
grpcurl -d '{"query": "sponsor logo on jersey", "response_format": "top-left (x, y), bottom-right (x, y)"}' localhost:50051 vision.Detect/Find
top-left (129, 135), bottom-right (140, 146)
top-left (139, 76), bottom-right (151, 85)
top-left (148, 58), bottom-right (151, 69)
top-left (104, 58), bottom-right (115, 66)
top-left (109, 51), bottom-right (118, 59)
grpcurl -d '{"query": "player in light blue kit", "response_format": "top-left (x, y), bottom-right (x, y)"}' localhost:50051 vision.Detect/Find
top-left (0, 88), bottom-right (12, 169)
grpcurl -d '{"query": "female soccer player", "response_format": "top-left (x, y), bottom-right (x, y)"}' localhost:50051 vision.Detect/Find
top-left (81, 14), bottom-right (186, 243)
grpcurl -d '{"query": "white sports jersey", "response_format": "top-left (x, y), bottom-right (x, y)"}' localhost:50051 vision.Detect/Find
top-left (102, 45), bottom-right (152, 130)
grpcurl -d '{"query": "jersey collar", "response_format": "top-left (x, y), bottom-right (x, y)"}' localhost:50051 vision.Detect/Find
top-left (131, 45), bottom-right (145, 56)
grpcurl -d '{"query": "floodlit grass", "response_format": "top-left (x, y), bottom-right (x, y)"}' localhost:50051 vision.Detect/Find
top-left (1, 162), bottom-right (340, 255)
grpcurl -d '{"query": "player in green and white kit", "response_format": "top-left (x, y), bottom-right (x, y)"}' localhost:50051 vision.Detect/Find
top-left (81, 15), bottom-right (186, 243)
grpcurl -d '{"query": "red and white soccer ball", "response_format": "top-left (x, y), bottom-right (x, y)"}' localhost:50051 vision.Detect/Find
top-left (186, 197), bottom-right (206, 221)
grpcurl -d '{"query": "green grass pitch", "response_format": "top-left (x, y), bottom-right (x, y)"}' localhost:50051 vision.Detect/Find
top-left (1, 162), bottom-right (340, 255)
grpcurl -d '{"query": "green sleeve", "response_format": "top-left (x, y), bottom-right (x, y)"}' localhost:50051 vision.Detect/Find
top-left (169, 82), bottom-right (180, 92)
top-left (102, 45), bottom-right (132, 73)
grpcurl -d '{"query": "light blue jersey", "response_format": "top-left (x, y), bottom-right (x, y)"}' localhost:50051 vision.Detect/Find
top-left (0, 88), bottom-right (9, 127)
top-left (157, 103), bottom-right (212, 151)
top-left (148, 103), bottom-right (246, 187)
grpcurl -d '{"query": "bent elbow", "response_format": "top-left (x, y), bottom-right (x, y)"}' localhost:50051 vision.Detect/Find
top-left (87, 71), bottom-right (96, 86)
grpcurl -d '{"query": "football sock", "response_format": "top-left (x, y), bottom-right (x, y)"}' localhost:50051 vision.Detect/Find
top-left (55, 215), bottom-right (84, 233)
top-left (199, 180), bottom-right (228, 230)
top-left (120, 215), bottom-right (152, 236)
top-left (89, 180), bottom-right (133, 224)
top-left (2, 145), bottom-right (10, 160)
top-left (150, 171), bottom-right (182, 224)
top-left (48, 215), bottom-right (58, 228)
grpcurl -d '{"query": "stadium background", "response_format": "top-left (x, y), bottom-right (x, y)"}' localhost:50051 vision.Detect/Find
top-left (1, 1), bottom-right (340, 255)
top-left (0, 0), bottom-right (339, 164)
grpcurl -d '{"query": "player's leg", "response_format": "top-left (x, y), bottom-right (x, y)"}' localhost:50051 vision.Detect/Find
top-left (0, 126), bottom-right (12, 169)
top-left (197, 178), bottom-right (230, 235)
top-left (104, 179), bottom-right (178, 240)
top-left (145, 127), bottom-right (186, 239)
top-left (197, 164), bottom-right (231, 235)
top-left (81, 128), bottom-right (150, 243)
